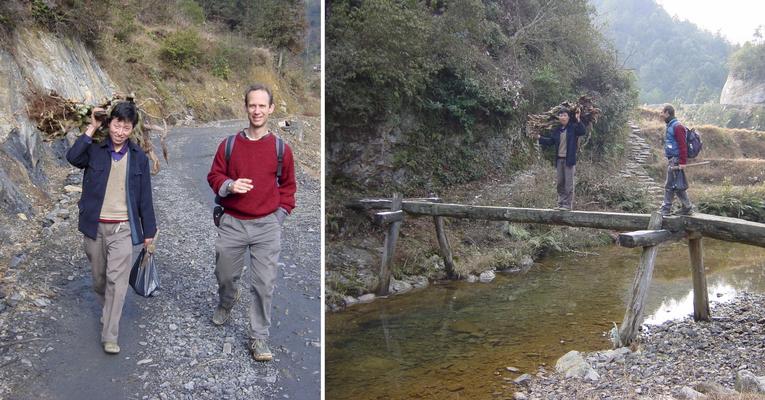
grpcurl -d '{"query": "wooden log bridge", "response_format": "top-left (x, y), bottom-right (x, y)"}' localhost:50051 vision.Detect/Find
top-left (348, 197), bottom-right (765, 346)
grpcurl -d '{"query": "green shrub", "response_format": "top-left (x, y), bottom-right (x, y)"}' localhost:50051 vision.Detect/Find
top-left (160, 29), bottom-right (202, 69)
top-left (696, 184), bottom-right (765, 222)
top-left (31, 0), bottom-right (60, 26)
top-left (178, 0), bottom-right (205, 25)
top-left (730, 42), bottom-right (765, 81)
top-left (113, 8), bottom-right (139, 43)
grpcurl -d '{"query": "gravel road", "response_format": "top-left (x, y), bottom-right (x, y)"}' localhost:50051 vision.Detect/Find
top-left (0, 121), bottom-right (321, 400)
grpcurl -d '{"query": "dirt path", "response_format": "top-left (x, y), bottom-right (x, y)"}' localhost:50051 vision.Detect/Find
top-left (0, 121), bottom-right (320, 400)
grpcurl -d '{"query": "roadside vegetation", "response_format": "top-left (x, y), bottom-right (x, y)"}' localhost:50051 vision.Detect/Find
top-left (0, 0), bottom-right (320, 121)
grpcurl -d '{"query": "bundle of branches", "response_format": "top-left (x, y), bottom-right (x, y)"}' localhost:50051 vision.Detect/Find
top-left (27, 91), bottom-right (168, 175)
top-left (525, 96), bottom-right (602, 138)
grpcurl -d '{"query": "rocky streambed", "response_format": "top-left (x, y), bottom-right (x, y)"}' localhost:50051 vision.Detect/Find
top-left (519, 292), bottom-right (765, 400)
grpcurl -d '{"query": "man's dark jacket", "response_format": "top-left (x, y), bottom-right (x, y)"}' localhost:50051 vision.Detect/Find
top-left (66, 135), bottom-right (157, 245)
top-left (538, 121), bottom-right (587, 166)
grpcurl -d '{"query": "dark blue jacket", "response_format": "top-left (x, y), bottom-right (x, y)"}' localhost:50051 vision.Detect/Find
top-left (538, 121), bottom-right (587, 166)
top-left (66, 135), bottom-right (157, 245)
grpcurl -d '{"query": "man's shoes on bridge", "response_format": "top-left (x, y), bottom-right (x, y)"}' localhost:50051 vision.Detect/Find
top-left (676, 205), bottom-right (695, 216)
top-left (103, 341), bottom-right (120, 354)
top-left (212, 288), bottom-right (241, 326)
top-left (250, 339), bottom-right (273, 362)
top-left (554, 206), bottom-right (571, 211)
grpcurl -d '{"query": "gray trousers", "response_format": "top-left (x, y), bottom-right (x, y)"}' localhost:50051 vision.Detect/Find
top-left (556, 158), bottom-right (576, 209)
top-left (215, 212), bottom-right (282, 340)
top-left (83, 222), bottom-right (133, 343)
top-left (660, 158), bottom-right (692, 212)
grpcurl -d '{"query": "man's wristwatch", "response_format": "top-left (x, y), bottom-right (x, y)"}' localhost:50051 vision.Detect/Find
top-left (227, 181), bottom-right (235, 193)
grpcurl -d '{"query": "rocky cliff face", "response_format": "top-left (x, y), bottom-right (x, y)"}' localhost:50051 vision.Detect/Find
top-left (719, 75), bottom-right (765, 105)
top-left (0, 28), bottom-right (116, 216)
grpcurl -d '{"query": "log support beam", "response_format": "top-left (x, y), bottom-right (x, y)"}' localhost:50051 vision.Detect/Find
top-left (689, 233), bottom-right (710, 321)
top-left (618, 229), bottom-right (685, 248)
top-left (619, 212), bottom-right (664, 347)
top-left (376, 194), bottom-right (403, 296)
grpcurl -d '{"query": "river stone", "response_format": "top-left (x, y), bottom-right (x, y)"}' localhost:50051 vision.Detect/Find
top-left (389, 278), bottom-right (412, 294)
top-left (466, 274), bottom-right (478, 283)
top-left (33, 298), bottom-right (51, 307)
top-left (513, 392), bottom-right (528, 400)
top-left (357, 293), bottom-right (375, 303)
top-left (343, 296), bottom-right (358, 306)
top-left (409, 275), bottom-right (429, 289)
top-left (556, 350), bottom-right (596, 379)
top-left (513, 374), bottom-right (532, 386)
top-left (675, 386), bottom-right (706, 399)
top-left (736, 370), bottom-right (765, 393)
top-left (479, 270), bottom-right (496, 283)
top-left (10, 253), bottom-right (26, 269)
top-left (694, 382), bottom-right (736, 396)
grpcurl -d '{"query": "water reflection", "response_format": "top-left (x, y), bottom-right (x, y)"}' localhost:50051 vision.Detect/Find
top-left (326, 239), bottom-right (765, 400)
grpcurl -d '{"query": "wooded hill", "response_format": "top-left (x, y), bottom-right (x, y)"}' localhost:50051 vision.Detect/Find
top-left (0, 0), bottom-right (320, 121)
top-left (327, 0), bottom-right (637, 191)
top-left (591, 0), bottom-right (732, 104)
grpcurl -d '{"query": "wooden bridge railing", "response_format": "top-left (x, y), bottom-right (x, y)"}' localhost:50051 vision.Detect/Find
top-left (347, 196), bottom-right (765, 347)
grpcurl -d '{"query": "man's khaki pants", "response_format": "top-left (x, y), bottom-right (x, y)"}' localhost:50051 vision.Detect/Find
top-left (556, 158), bottom-right (576, 209)
top-left (215, 212), bottom-right (281, 340)
top-left (83, 222), bottom-right (133, 344)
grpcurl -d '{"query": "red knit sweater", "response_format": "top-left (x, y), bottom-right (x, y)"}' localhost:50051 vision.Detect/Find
top-left (207, 132), bottom-right (296, 219)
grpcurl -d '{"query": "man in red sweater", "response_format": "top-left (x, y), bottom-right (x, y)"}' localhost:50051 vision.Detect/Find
top-left (659, 104), bottom-right (693, 216)
top-left (207, 84), bottom-right (296, 361)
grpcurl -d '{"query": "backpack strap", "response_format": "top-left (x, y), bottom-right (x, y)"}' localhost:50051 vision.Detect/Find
top-left (224, 133), bottom-right (238, 162)
top-left (275, 135), bottom-right (285, 187)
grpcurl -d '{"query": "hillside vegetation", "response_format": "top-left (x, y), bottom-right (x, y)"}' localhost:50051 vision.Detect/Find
top-left (730, 39), bottom-right (765, 81)
top-left (591, 0), bottom-right (732, 104)
top-left (327, 0), bottom-right (637, 193)
top-left (0, 0), bottom-right (319, 121)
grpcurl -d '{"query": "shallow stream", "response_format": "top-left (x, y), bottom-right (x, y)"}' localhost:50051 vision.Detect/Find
top-left (326, 239), bottom-right (765, 399)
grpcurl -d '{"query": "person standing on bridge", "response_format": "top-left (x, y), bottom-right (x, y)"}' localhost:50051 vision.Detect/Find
top-left (206, 84), bottom-right (296, 361)
top-left (66, 101), bottom-right (157, 355)
top-left (534, 107), bottom-right (586, 211)
top-left (658, 104), bottom-right (694, 216)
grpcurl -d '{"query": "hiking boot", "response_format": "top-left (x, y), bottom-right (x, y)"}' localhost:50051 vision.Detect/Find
top-left (676, 205), bottom-right (695, 216)
top-left (212, 288), bottom-right (241, 326)
top-left (658, 208), bottom-right (671, 216)
top-left (103, 342), bottom-right (120, 354)
top-left (250, 339), bottom-right (273, 362)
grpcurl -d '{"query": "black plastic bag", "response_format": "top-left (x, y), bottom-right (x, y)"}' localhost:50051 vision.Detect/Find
top-left (129, 248), bottom-right (160, 297)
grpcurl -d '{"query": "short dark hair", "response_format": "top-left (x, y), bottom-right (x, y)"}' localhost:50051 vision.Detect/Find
top-left (244, 84), bottom-right (274, 106)
top-left (557, 107), bottom-right (570, 116)
top-left (662, 104), bottom-right (675, 118)
top-left (109, 101), bottom-right (139, 127)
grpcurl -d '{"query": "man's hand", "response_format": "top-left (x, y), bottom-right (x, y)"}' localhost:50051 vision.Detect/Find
top-left (85, 107), bottom-right (105, 137)
top-left (575, 109), bottom-right (581, 122)
top-left (144, 237), bottom-right (155, 253)
top-left (230, 178), bottom-right (254, 194)
top-left (670, 164), bottom-right (686, 170)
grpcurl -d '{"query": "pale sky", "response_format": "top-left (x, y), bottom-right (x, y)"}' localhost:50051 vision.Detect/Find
top-left (655, 0), bottom-right (764, 45)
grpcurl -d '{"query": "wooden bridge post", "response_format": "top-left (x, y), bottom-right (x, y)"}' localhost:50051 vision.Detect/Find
top-left (619, 211), bottom-right (664, 346)
top-left (689, 233), bottom-right (710, 321)
top-left (425, 196), bottom-right (457, 278)
top-left (377, 194), bottom-right (403, 296)
top-left (433, 216), bottom-right (456, 278)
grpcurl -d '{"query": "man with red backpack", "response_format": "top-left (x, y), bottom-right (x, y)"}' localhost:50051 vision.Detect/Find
top-left (659, 104), bottom-right (694, 216)
top-left (206, 84), bottom-right (297, 361)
